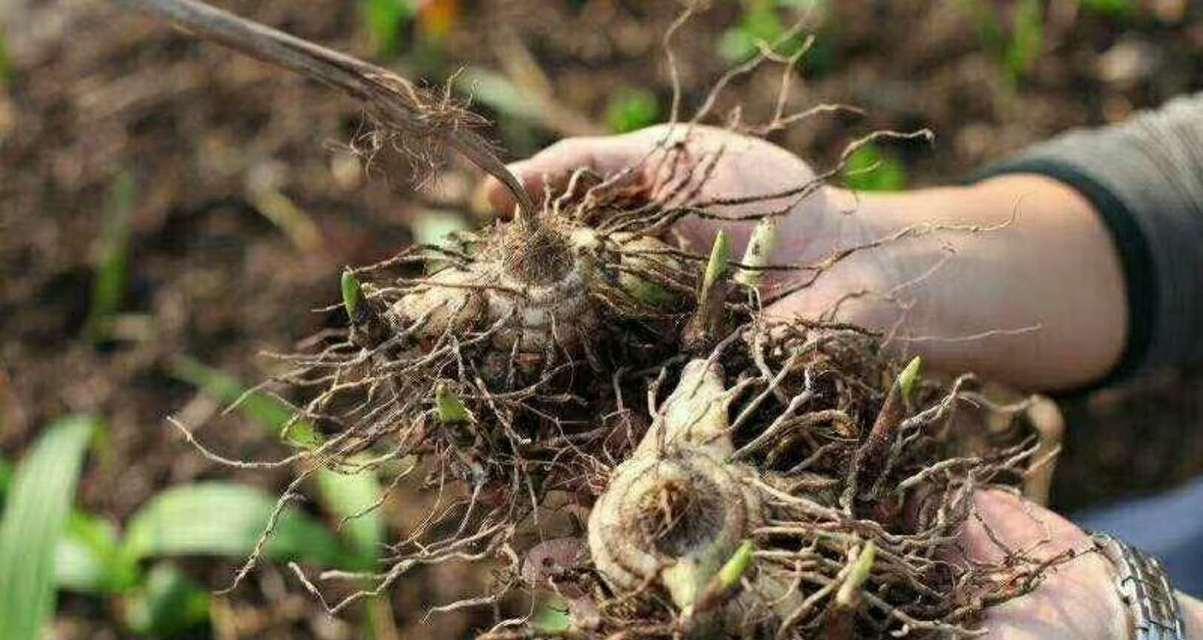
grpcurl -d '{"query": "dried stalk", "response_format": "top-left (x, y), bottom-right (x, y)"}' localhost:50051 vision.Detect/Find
top-left (114, 0), bottom-right (538, 226)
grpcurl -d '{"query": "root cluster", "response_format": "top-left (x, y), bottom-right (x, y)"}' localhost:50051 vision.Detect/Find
top-left (172, 130), bottom-right (1057, 639)
top-left (152, 4), bottom-right (1061, 637)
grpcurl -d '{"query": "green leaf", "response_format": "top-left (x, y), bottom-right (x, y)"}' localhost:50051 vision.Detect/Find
top-left (55, 511), bottom-right (138, 594)
top-left (316, 466), bottom-right (384, 567)
top-left (531, 594), bottom-right (572, 634)
top-left (170, 357), bottom-right (322, 448)
top-left (362, 0), bottom-right (416, 57)
top-left (718, 0), bottom-right (813, 63)
top-left (122, 562), bottom-right (210, 637)
top-left (122, 482), bottom-right (347, 568)
top-left (0, 33), bottom-right (10, 86)
top-left (0, 416), bottom-right (98, 640)
top-left (605, 88), bottom-right (660, 134)
top-left (0, 456), bottom-right (12, 504)
top-left (86, 172), bottom-right (136, 343)
top-left (1081, 0), bottom-right (1136, 19)
top-left (843, 144), bottom-right (908, 192)
top-left (1004, 0), bottom-right (1044, 82)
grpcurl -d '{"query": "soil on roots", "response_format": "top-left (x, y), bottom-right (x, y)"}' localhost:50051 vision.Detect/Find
top-left (204, 134), bottom-right (1053, 639)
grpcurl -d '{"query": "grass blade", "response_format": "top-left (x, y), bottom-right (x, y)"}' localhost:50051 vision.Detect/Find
top-left (122, 481), bottom-right (347, 568)
top-left (0, 416), bottom-right (98, 640)
top-left (86, 172), bottom-right (136, 342)
top-left (316, 466), bottom-right (384, 567)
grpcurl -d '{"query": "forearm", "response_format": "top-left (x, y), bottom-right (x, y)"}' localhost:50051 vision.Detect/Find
top-left (1182, 593), bottom-right (1203, 640)
top-left (817, 174), bottom-right (1127, 390)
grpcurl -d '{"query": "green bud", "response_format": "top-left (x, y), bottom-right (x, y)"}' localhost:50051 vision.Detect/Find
top-left (835, 541), bottom-right (876, 606)
top-left (897, 356), bottom-right (922, 404)
top-left (697, 230), bottom-right (731, 308)
top-left (435, 382), bottom-right (471, 424)
top-left (735, 219), bottom-right (778, 286)
top-left (715, 539), bottom-right (755, 592)
top-left (341, 269), bottom-right (363, 321)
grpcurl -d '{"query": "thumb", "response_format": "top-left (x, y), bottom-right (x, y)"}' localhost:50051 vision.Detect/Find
top-left (483, 132), bottom-right (661, 217)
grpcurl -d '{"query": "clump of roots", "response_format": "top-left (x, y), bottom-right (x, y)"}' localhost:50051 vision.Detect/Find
top-left (171, 129), bottom-right (1057, 638)
top-left (158, 5), bottom-right (1062, 637)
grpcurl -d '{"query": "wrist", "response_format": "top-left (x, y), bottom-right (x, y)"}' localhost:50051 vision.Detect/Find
top-left (829, 177), bottom-right (1127, 390)
top-left (1178, 593), bottom-right (1203, 640)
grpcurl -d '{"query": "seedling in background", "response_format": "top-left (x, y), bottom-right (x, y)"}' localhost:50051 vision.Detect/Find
top-left (0, 34), bottom-right (10, 85)
top-left (961, 0), bottom-right (1045, 84)
top-left (86, 171), bottom-right (136, 343)
top-left (843, 143), bottom-right (907, 191)
top-left (362, 0), bottom-right (416, 57)
top-left (1004, 0), bottom-right (1044, 83)
top-left (0, 416), bottom-right (98, 640)
top-left (718, 0), bottom-right (816, 63)
top-left (605, 88), bottom-right (660, 134)
top-left (1081, 0), bottom-right (1137, 20)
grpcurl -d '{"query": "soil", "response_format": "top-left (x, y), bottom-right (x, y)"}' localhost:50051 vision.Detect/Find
top-left (2, 1), bottom-right (1201, 638)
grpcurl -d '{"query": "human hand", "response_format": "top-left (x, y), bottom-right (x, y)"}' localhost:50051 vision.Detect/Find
top-left (966, 490), bottom-right (1128, 639)
top-left (484, 125), bottom-right (1129, 391)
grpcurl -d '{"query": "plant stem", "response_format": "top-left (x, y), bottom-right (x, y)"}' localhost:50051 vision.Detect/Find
top-left (113, 0), bottom-right (538, 226)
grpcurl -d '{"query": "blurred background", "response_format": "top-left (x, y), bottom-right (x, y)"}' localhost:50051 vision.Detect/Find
top-left (1, 0), bottom-right (1201, 638)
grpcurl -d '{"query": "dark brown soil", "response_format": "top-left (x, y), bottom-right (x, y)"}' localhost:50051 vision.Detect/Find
top-left (2, 1), bottom-right (1201, 637)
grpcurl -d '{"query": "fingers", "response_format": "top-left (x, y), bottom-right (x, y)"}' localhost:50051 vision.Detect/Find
top-left (969, 490), bottom-right (1127, 640)
top-left (483, 133), bottom-right (659, 217)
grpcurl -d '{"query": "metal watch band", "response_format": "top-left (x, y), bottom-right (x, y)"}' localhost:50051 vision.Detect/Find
top-left (1091, 533), bottom-right (1186, 640)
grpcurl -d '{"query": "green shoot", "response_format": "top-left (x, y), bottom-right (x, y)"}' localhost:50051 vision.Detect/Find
top-left (718, 0), bottom-right (813, 63)
top-left (835, 541), bottom-right (876, 606)
top-left (735, 218), bottom-right (778, 286)
top-left (0, 416), bottom-right (98, 640)
top-left (55, 512), bottom-right (135, 594)
top-left (715, 540), bottom-right (755, 592)
top-left (698, 230), bottom-right (732, 308)
top-left (530, 594), bottom-right (573, 634)
top-left (897, 356), bottom-right (922, 404)
top-left (436, 382), bottom-right (472, 424)
top-left (341, 269), bottom-right (363, 321)
top-left (86, 172), bottom-right (136, 343)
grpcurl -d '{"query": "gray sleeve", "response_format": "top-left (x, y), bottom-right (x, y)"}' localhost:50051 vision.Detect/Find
top-left (980, 93), bottom-right (1203, 383)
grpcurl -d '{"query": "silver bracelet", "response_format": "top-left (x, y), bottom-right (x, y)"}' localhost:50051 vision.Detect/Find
top-left (1091, 533), bottom-right (1186, 640)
